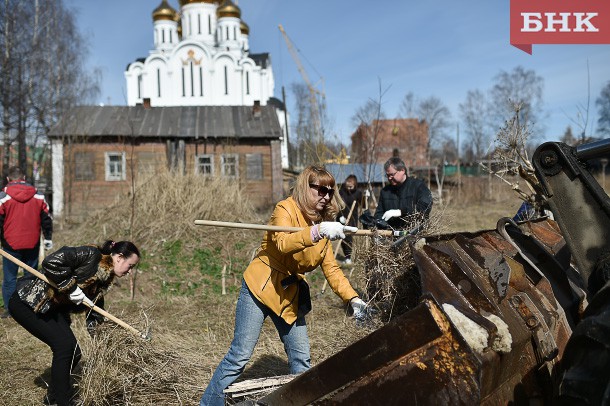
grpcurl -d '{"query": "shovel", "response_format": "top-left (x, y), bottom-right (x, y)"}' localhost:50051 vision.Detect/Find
top-left (0, 248), bottom-right (151, 341)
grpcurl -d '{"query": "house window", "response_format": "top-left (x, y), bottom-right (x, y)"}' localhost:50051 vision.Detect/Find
top-left (74, 152), bottom-right (95, 181)
top-left (105, 152), bottom-right (126, 181)
top-left (246, 153), bottom-right (262, 180)
top-left (196, 154), bottom-right (214, 176)
top-left (221, 154), bottom-right (238, 178)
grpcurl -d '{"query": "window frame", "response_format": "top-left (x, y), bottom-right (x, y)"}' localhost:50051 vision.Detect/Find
top-left (105, 151), bottom-right (126, 181)
top-left (195, 154), bottom-right (215, 176)
top-left (221, 154), bottom-right (239, 178)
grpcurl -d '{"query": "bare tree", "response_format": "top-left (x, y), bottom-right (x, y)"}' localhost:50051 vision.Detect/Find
top-left (350, 80), bottom-right (390, 203)
top-left (459, 89), bottom-right (490, 160)
top-left (561, 126), bottom-right (576, 145)
top-left (289, 82), bottom-right (333, 168)
top-left (0, 0), bottom-right (99, 177)
top-left (398, 92), bottom-right (452, 163)
top-left (489, 66), bottom-right (544, 137)
top-left (596, 81), bottom-right (610, 137)
top-left (398, 91), bottom-right (416, 119)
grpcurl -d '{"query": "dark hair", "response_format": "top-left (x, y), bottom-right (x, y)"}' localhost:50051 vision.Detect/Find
top-left (384, 157), bottom-right (406, 172)
top-left (345, 174), bottom-right (358, 184)
top-left (100, 240), bottom-right (140, 258)
top-left (7, 166), bottom-right (25, 181)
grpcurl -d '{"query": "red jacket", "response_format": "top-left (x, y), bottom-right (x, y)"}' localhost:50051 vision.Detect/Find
top-left (0, 181), bottom-right (52, 250)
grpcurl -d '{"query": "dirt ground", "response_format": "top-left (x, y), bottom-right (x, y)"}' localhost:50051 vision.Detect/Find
top-left (0, 192), bottom-right (521, 405)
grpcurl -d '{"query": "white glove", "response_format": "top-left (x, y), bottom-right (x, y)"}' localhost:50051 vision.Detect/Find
top-left (339, 216), bottom-right (346, 225)
top-left (69, 287), bottom-right (94, 307)
top-left (382, 209), bottom-right (402, 221)
top-left (319, 222), bottom-right (358, 241)
top-left (350, 297), bottom-right (367, 319)
top-left (43, 239), bottom-right (53, 250)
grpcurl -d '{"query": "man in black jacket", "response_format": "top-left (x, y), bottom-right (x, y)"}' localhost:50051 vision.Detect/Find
top-left (374, 157), bottom-right (433, 230)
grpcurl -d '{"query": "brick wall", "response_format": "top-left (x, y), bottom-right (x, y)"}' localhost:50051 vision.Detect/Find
top-left (61, 139), bottom-right (282, 218)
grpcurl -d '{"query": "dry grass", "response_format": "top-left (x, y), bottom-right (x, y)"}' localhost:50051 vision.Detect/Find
top-left (57, 171), bottom-right (264, 252)
top-left (0, 173), bottom-right (524, 405)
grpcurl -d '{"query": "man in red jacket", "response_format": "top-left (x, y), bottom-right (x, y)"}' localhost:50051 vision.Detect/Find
top-left (0, 166), bottom-right (53, 318)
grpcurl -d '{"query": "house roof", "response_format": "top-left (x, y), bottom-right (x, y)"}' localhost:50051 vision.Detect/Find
top-left (325, 163), bottom-right (386, 184)
top-left (49, 105), bottom-right (283, 139)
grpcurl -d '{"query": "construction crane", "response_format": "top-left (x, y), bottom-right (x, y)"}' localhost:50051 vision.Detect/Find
top-left (278, 24), bottom-right (325, 146)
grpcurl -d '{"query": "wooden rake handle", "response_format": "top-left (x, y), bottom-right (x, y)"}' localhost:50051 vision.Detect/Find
top-left (194, 219), bottom-right (405, 237)
top-left (0, 248), bottom-right (148, 340)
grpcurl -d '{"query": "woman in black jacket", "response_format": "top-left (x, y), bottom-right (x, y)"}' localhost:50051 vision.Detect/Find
top-left (8, 240), bottom-right (140, 406)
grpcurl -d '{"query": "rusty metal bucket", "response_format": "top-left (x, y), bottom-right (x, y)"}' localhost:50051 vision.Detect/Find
top-left (255, 218), bottom-right (579, 405)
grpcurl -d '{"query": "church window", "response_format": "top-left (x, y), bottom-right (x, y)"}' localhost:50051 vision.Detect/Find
top-left (199, 67), bottom-right (204, 96)
top-left (162, 30), bottom-right (165, 43)
top-left (221, 154), bottom-right (238, 178)
top-left (224, 66), bottom-right (228, 95)
top-left (225, 26), bottom-right (229, 41)
top-left (105, 152), bottom-right (126, 181)
top-left (157, 69), bottom-right (161, 97)
top-left (170, 30), bottom-right (173, 43)
top-left (137, 74), bottom-right (142, 99)
top-left (195, 154), bottom-right (214, 176)
top-left (233, 26), bottom-right (237, 40)
top-left (190, 62), bottom-right (195, 96)
top-left (181, 67), bottom-right (185, 97)
top-left (246, 71), bottom-right (250, 95)
top-left (198, 14), bottom-right (201, 34)
top-left (208, 15), bottom-right (212, 34)
top-left (188, 14), bottom-right (192, 36)
top-left (246, 153), bottom-right (263, 180)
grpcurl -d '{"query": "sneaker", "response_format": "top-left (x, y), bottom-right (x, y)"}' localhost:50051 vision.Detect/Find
top-left (0, 310), bottom-right (11, 319)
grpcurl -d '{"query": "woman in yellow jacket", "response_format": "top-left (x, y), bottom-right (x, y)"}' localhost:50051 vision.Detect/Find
top-left (200, 166), bottom-right (368, 405)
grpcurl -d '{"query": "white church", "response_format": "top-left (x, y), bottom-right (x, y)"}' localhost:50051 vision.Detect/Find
top-left (125, 0), bottom-right (289, 167)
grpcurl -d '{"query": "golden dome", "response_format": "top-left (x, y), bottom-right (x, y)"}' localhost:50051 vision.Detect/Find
top-left (153, 0), bottom-right (177, 21)
top-left (180, 0), bottom-right (217, 6)
top-left (240, 20), bottom-right (249, 35)
top-left (217, 0), bottom-right (241, 18)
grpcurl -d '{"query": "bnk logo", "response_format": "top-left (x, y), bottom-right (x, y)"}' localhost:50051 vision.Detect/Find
top-left (510, 0), bottom-right (610, 54)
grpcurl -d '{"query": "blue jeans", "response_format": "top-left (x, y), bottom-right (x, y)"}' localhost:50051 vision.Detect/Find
top-left (2, 245), bottom-right (38, 312)
top-left (200, 279), bottom-right (310, 406)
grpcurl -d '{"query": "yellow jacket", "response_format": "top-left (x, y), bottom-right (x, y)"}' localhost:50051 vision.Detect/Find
top-left (243, 196), bottom-right (358, 324)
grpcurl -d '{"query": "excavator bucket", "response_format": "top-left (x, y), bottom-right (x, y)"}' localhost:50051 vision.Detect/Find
top-left (254, 218), bottom-right (577, 405)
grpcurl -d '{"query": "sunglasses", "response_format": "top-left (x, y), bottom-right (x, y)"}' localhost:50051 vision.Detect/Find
top-left (309, 183), bottom-right (335, 198)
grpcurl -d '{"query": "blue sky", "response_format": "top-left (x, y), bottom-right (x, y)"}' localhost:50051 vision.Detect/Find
top-left (67, 0), bottom-right (610, 146)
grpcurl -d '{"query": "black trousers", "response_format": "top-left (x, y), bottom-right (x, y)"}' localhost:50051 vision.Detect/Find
top-left (9, 293), bottom-right (81, 406)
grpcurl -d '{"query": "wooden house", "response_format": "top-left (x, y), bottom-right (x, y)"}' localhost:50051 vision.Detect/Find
top-left (48, 104), bottom-right (284, 218)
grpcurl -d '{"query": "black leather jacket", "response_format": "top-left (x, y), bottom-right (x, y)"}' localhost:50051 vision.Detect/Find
top-left (16, 245), bottom-right (114, 318)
